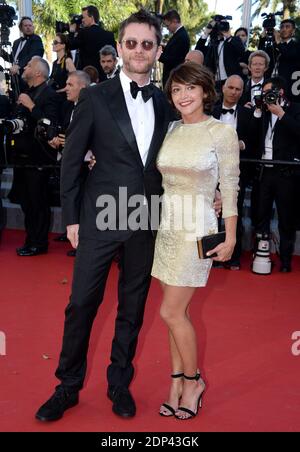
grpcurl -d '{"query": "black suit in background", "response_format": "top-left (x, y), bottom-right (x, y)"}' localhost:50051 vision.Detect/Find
top-left (69, 25), bottom-right (116, 82)
top-left (11, 34), bottom-right (44, 72)
top-left (259, 38), bottom-right (300, 101)
top-left (239, 78), bottom-right (265, 107)
top-left (196, 36), bottom-right (244, 81)
top-left (159, 26), bottom-right (190, 87)
top-left (213, 104), bottom-right (255, 265)
top-left (252, 102), bottom-right (300, 264)
top-left (10, 82), bottom-right (59, 249)
top-left (57, 75), bottom-right (172, 391)
top-left (0, 95), bottom-right (11, 237)
top-left (0, 34), bottom-right (44, 95)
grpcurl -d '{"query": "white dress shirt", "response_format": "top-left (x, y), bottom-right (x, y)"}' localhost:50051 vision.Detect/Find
top-left (251, 78), bottom-right (264, 105)
top-left (220, 103), bottom-right (238, 129)
top-left (264, 113), bottom-right (278, 162)
top-left (120, 70), bottom-right (155, 166)
top-left (216, 40), bottom-right (227, 81)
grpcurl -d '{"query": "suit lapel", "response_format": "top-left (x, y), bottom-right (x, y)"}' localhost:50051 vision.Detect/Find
top-left (103, 76), bottom-right (144, 169)
top-left (145, 89), bottom-right (166, 169)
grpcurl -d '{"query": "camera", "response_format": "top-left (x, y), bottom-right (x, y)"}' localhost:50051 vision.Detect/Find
top-left (36, 118), bottom-right (63, 142)
top-left (207, 15), bottom-right (233, 41)
top-left (254, 88), bottom-right (281, 109)
top-left (261, 11), bottom-right (284, 46)
top-left (0, 117), bottom-right (27, 135)
top-left (0, 0), bottom-right (18, 45)
top-left (56, 13), bottom-right (83, 34)
top-left (252, 233), bottom-right (272, 275)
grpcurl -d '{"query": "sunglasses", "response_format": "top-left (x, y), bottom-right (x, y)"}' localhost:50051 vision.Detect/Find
top-left (121, 39), bottom-right (156, 51)
top-left (52, 40), bottom-right (62, 45)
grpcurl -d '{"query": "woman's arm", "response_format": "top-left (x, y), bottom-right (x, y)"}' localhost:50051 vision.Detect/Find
top-left (66, 57), bottom-right (76, 74)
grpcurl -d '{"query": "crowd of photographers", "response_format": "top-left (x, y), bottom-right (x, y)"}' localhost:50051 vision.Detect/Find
top-left (0, 5), bottom-right (300, 272)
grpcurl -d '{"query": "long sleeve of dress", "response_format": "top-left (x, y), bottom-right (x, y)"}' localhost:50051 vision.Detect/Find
top-left (213, 124), bottom-right (240, 218)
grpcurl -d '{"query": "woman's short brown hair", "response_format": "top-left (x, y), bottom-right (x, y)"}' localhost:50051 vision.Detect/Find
top-left (165, 62), bottom-right (217, 114)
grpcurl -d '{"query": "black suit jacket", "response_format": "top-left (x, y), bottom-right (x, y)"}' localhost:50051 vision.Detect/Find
top-left (159, 27), bottom-right (190, 86)
top-left (196, 36), bottom-right (244, 79)
top-left (12, 34), bottom-right (44, 72)
top-left (69, 25), bottom-right (116, 82)
top-left (12, 82), bottom-right (59, 164)
top-left (239, 78), bottom-right (265, 106)
top-left (213, 103), bottom-right (252, 147)
top-left (256, 102), bottom-right (300, 162)
top-left (61, 75), bottom-right (172, 240)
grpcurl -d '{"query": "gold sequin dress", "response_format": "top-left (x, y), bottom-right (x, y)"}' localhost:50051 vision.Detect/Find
top-left (151, 117), bottom-right (240, 287)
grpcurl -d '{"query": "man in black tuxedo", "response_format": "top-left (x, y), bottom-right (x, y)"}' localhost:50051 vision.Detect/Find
top-left (252, 77), bottom-right (300, 272)
top-left (0, 94), bottom-right (11, 243)
top-left (11, 57), bottom-right (59, 257)
top-left (159, 10), bottom-right (190, 87)
top-left (0, 17), bottom-right (44, 95)
top-left (36, 9), bottom-right (172, 422)
top-left (240, 50), bottom-right (270, 107)
top-left (259, 19), bottom-right (300, 102)
top-left (196, 19), bottom-right (244, 88)
top-left (69, 5), bottom-right (116, 82)
top-left (213, 75), bottom-right (254, 270)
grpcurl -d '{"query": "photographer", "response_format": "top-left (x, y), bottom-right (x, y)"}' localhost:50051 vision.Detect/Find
top-left (240, 50), bottom-right (270, 107)
top-left (252, 76), bottom-right (300, 272)
top-left (9, 57), bottom-right (59, 256)
top-left (1, 17), bottom-right (44, 88)
top-left (195, 15), bottom-right (244, 88)
top-left (0, 92), bottom-right (11, 243)
top-left (159, 10), bottom-right (190, 87)
top-left (68, 5), bottom-right (116, 82)
top-left (259, 18), bottom-right (300, 101)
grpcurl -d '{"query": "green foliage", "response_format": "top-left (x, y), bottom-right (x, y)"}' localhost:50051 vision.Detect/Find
top-left (30, 0), bottom-right (210, 44)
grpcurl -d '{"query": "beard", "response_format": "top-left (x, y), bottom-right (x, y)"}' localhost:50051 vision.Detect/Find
top-left (123, 57), bottom-right (153, 75)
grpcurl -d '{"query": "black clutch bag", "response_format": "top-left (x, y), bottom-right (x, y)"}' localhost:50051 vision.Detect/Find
top-left (197, 231), bottom-right (226, 259)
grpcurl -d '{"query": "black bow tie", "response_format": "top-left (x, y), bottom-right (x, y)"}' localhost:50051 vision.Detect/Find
top-left (221, 108), bottom-right (235, 115)
top-left (251, 83), bottom-right (262, 90)
top-left (130, 81), bottom-right (154, 103)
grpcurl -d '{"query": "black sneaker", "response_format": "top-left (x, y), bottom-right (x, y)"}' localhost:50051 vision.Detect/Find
top-left (35, 386), bottom-right (79, 422)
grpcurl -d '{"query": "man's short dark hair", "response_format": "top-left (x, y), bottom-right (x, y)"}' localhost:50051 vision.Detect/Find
top-left (163, 10), bottom-right (181, 23)
top-left (82, 5), bottom-right (100, 24)
top-left (19, 16), bottom-right (33, 30)
top-left (280, 19), bottom-right (296, 28)
top-left (99, 45), bottom-right (117, 60)
top-left (119, 9), bottom-right (162, 46)
top-left (263, 76), bottom-right (287, 93)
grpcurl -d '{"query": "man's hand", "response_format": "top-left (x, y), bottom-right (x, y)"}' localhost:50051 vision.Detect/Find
top-left (10, 65), bottom-right (20, 76)
top-left (222, 30), bottom-right (232, 39)
top-left (267, 100), bottom-right (285, 119)
top-left (18, 93), bottom-right (35, 111)
top-left (239, 140), bottom-right (246, 151)
top-left (274, 29), bottom-right (281, 44)
top-left (48, 137), bottom-right (61, 149)
top-left (67, 224), bottom-right (79, 249)
top-left (244, 101), bottom-right (253, 109)
top-left (69, 23), bottom-right (77, 33)
top-left (88, 155), bottom-right (96, 171)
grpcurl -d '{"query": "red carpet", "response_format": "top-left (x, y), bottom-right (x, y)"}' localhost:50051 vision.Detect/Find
top-left (1, 229), bottom-right (300, 432)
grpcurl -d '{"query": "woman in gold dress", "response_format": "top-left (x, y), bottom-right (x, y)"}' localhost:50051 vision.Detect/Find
top-left (151, 63), bottom-right (240, 420)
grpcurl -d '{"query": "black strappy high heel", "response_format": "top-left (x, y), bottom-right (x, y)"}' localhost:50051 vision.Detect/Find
top-left (175, 372), bottom-right (205, 420)
top-left (159, 372), bottom-right (184, 417)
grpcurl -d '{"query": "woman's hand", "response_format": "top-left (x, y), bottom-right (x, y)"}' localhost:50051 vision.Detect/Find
top-left (206, 239), bottom-right (236, 262)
